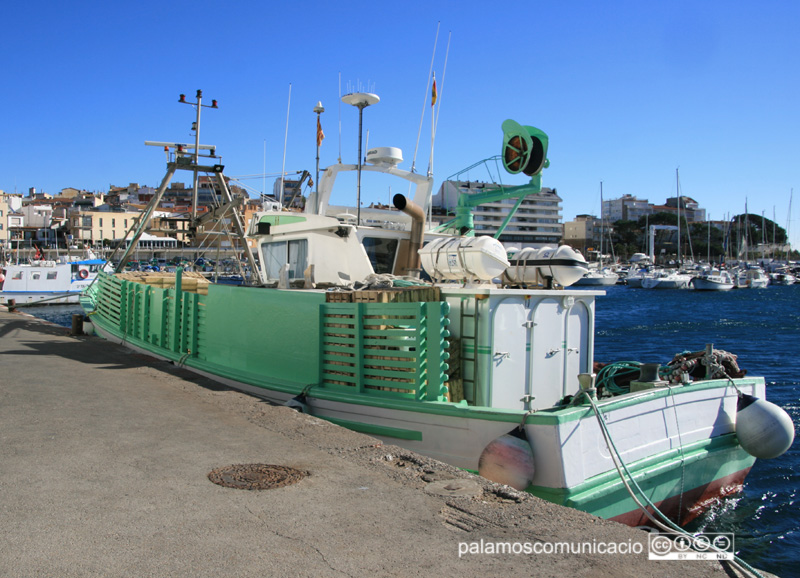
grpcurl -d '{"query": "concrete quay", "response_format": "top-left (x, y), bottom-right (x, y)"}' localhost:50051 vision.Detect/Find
top-left (0, 309), bottom-right (772, 578)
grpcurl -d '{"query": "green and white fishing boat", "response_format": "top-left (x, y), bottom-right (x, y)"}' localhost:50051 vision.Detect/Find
top-left (82, 93), bottom-right (793, 528)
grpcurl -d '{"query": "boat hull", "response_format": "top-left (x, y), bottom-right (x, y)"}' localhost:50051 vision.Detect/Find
top-left (641, 278), bottom-right (690, 289)
top-left (1, 259), bottom-right (100, 305)
top-left (609, 464), bottom-right (751, 527)
top-left (0, 290), bottom-right (83, 305)
top-left (83, 273), bottom-right (764, 526)
top-left (574, 273), bottom-right (619, 286)
top-left (691, 278), bottom-right (734, 291)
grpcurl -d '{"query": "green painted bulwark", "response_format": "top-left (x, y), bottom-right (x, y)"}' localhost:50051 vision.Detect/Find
top-left (84, 273), bottom-right (764, 434)
top-left (89, 273), bottom-right (325, 387)
top-left (201, 284), bottom-right (325, 385)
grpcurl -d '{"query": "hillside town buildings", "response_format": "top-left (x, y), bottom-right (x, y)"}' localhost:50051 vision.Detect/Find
top-left (0, 178), bottom-right (759, 262)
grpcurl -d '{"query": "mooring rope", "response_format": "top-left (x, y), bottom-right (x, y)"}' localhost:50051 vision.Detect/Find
top-left (583, 390), bottom-right (764, 578)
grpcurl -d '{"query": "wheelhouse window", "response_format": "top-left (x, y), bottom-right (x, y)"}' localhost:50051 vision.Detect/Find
top-left (47, 271), bottom-right (58, 280)
top-left (32, 272), bottom-right (41, 280)
top-left (362, 237), bottom-right (398, 274)
top-left (261, 239), bottom-right (308, 281)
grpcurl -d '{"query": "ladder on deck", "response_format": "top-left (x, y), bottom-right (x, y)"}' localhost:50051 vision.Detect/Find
top-left (459, 296), bottom-right (479, 405)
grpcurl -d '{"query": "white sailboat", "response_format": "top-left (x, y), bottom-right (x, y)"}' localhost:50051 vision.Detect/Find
top-left (642, 170), bottom-right (692, 290)
top-left (574, 182), bottom-right (619, 286)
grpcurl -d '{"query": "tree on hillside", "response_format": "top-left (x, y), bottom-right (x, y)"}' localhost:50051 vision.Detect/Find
top-left (729, 213), bottom-right (787, 246)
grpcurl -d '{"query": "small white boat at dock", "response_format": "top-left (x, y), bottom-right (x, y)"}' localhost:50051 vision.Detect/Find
top-left (640, 269), bottom-right (692, 289)
top-left (1, 255), bottom-right (107, 305)
top-left (691, 268), bottom-right (735, 291)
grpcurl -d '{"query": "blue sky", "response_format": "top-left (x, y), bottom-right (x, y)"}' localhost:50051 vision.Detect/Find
top-left (3, 0), bottom-right (799, 249)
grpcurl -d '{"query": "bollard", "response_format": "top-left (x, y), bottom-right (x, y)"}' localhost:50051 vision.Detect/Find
top-left (71, 314), bottom-right (84, 336)
top-left (7, 298), bottom-right (16, 312)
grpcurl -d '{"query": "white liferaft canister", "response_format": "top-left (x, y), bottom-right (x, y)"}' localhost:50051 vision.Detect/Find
top-left (419, 236), bottom-right (510, 282)
top-left (504, 245), bottom-right (588, 287)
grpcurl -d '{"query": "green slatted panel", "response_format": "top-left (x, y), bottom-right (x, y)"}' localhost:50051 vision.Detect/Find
top-left (320, 301), bottom-right (451, 402)
top-left (89, 272), bottom-right (205, 362)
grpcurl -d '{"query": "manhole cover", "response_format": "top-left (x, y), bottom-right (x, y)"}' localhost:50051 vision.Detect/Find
top-left (208, 464), bottom-right (308, 490)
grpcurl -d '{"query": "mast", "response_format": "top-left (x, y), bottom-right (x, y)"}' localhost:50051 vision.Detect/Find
top-left (310, 101), bottom-right (325, 214)
top-left (122, 92), bottom-right (263, 285)
top-left (787, 189), bottom-right (793, 262)
top-left (178, 90), bottom-right (218, 223)
top-left (743, 198), bottom-right (749, 263)
top-left (599, 181), bottom-right (604, 268)
top-left (280, 84), bottom-right (292, 207)
top-left (676, 168), bottom-right (681, 267)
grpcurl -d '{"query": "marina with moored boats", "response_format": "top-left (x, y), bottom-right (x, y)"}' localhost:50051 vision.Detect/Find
top-left (2, 87), bottom-right (796, 578)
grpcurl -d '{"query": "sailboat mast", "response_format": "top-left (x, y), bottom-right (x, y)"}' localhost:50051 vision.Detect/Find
top-left (599, 181), bottom-right (604, 267)
top-left (676, 168), bottom-right (681, 267)
top-left (787, 189), bottom-right (793, 262)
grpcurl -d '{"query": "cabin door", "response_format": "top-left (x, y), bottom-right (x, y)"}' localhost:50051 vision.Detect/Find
top-left (529, 298), bottom-right (568, 410)
top-left (565, 300), bottom-right (591, 396)
top-left (489, 297), bottom-right (529, 410)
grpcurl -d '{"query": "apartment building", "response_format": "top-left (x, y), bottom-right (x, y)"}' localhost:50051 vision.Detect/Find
top-left (563, 214), bottom-right (602, 255)
top-left (67, 210), bottom-right (142, 247)
top-left (601, 193), bottom-right (706, 224)
top-left (433, 181), bottom-right (563, 248)
top-left (602, 194), bottom-right (651, 222)
top-left (0, 195), bottom-right (9, 246)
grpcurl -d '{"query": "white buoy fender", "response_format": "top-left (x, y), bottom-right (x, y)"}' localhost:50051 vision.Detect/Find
top-left (736, 394), bottom-right (795, 459)
top-left (478, 428), bottom-right (535, 490)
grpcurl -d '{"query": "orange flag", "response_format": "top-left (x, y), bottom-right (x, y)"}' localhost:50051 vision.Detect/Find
top-left (431, 73), bottom-right (437, 107)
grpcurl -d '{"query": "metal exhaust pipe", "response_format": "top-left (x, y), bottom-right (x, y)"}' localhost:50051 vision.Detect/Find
top-left (392, 194), bottom-right (425, 277)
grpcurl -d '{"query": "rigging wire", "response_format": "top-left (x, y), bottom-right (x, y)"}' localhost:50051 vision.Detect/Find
top-left (428, 29), bottom-right (450, 178)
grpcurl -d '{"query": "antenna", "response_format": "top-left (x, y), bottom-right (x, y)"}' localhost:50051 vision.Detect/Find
top-left (342, 92), bottom-right (380, 225)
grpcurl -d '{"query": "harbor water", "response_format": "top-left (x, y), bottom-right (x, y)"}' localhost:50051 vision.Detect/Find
top-left (30, 286), bottom-right (799, 577)
top-left (591, 284), bottom-right (799, 578)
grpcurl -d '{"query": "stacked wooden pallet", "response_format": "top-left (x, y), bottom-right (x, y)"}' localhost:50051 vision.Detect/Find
top-left (115, 271), bottom-right (211, 295)
top-left (325, 286), bottom-right (440, 303)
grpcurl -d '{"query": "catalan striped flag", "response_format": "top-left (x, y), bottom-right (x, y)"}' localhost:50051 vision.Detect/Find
top-left (431, 72), bottom-right (437, 107)
top-left (316, 116), bottom-right (325, 147)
